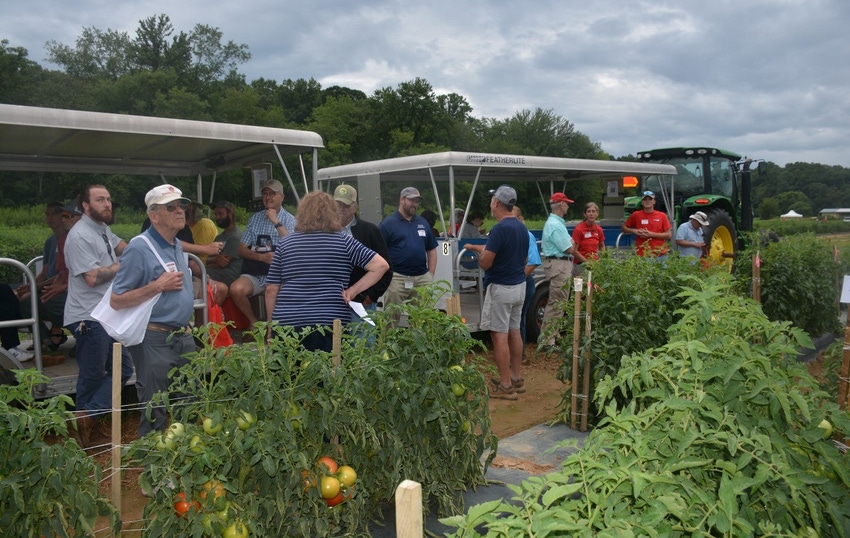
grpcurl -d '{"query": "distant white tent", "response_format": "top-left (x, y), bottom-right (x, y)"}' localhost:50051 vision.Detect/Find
top-left (781, 210), bottom-right (803, 218)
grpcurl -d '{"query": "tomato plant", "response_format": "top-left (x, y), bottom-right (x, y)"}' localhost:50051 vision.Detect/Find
top-left (0, 371), bottom-right (121, 537)
top-left (127, 285), bottom-right (495, 536)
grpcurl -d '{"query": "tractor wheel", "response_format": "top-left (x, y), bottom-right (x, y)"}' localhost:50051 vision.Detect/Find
top-left (703, 208), bottom-right (736, 271)
top-left (525, 282), bottom-right (549, 345)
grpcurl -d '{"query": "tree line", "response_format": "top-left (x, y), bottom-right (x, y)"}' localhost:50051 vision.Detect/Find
top-left (2, 13), bottom-right (849, 219)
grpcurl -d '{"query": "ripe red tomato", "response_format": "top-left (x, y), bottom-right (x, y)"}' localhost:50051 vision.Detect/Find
top-left (325, 492), bottom-right (344, 507)
top-left (317, 456), bottom-right (338, 475)
top-left (173, 492), bottom-right (200, 517)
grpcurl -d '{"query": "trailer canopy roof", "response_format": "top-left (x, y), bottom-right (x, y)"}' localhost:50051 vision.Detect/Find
top-left (317, 151), bottom-right (676, 184)
top-left (0, 104), bottom-right (324, 177)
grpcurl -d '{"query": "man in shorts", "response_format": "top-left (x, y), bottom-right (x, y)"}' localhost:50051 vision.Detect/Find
top-left (228, 179), bottom-right (295, 327)
top-left (463, 185), bottom-right (529, 400)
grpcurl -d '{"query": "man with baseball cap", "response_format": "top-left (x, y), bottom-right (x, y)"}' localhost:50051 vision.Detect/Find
top-left (539, 192), bottom-right (584, 350)
top-left (334, 184), bottom-right (393, 324)
top-left (64, 184), bottom-right (133, 446)
top-left (675, 210), bottom-right (709, 259)
top-left (621, 190), bottom-right (672, 257)
top-left (463, 185), bottom-right (529, 399)
top-left (111, 183), bottom-right (196, 437)
top-left (379, 186), bottom-right (437, 323)
top-left (229, 179), bottom-right (296, 330)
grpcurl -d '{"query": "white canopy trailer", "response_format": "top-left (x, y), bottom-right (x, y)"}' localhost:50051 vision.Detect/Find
top-left (317, 151), bottom-right (676, 337)
top-left (0, 103), bottom-right (324, 203)
top-left (0, 104), bottom-right (324, 397)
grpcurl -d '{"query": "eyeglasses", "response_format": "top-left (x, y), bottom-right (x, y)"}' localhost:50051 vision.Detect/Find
top-left (101, 233), bottom-right (114, 262)
top-left (161, 202), bottom-right (188, 212)
top-left (61, 212), bottom-right (76, 219)
top-left (642, 191), bottom-right (655, 198)
top-left (261, 191), bottom-right (279, 198)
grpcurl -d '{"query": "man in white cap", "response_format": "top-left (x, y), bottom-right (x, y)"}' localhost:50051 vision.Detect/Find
top-left (229, 179), bottom-right (296, 330)
top-left (110, 184), bottom-right (196, 437)
top-left (675, 211), bottom-right (709, 259)
top-left (64, 184), bottom-right (134, 446)
top-left (379, 187), bottom-right (438, 320)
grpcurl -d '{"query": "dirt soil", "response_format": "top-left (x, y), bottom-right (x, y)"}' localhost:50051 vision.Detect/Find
top-left (87, 342), bottom-right (566, 534)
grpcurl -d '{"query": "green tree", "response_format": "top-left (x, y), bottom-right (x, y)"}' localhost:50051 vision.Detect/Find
top-left (188, 23), bottom-right (251, 89)
top-left (46, 27), bottom-right (133, 79)
top-left (758, 197), bottom-right (780, 219)
top-left (277, 77), bottom-right (323, 125)
top-left (0, 40), bottom-right (45, 104)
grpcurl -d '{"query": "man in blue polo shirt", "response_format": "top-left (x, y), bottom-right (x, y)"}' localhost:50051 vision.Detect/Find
top-left (463, 185), bottom-right (529, 400)
top-left (111, 184), bottom-right (196, 437)
top-left (379, 187), bottom-right (438, 322)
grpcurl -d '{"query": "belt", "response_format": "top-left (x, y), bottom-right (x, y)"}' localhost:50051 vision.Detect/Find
top-left (147, 323), bottom-right (190, 334)
top-left (544, 255), bottom-right (573, 261)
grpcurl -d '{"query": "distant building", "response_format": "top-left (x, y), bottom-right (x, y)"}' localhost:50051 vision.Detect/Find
top-left (819, 208), bottom-right (850, 219)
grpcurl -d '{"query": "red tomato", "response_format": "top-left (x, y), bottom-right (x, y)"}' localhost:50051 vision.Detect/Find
top-left (316, 456), bottom-right (339, 475)
top-left (325, 492), bottom-right (345, 507)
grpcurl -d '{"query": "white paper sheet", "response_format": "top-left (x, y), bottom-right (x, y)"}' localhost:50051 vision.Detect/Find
top-left (349, 301), bottom-right (376, 326)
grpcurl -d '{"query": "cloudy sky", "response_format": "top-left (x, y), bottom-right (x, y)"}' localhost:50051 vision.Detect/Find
top-left (3, 0), bottom-right (849, 167)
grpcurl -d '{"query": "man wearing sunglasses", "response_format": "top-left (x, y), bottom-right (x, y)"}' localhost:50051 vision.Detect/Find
top-left (64, 185), bottom-right (134, 447)
top-left (620, 191), bottom-right (672, 257)
top-left (111, 184), bottom-right (196, 437)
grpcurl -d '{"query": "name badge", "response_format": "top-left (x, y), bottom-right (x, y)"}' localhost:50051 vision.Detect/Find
top-left (418, 229), bottom-right (426, 237)
top-left (584, 232), bottom-right (592, 238)
top-left (165, 261), bottom-right (178, 273)
top-left (641, 219), bottom-right (649, 225)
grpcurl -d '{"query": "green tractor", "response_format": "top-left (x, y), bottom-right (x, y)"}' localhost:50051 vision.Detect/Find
top-left (625, 147), bottom-right (766, 269)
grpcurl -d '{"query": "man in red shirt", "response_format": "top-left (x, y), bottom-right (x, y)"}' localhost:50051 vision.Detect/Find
top-left (621, 191), bottom-right (672, 257)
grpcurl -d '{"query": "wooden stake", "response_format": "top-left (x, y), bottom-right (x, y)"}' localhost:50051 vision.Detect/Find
top-left (395, 479), bottom-right (423, 538)
top-left (580, 272), bottom-right (593, 432)
top-left (839, 316), bottom-right (850, 412)
top-left (571, 278), bottom-right (583, 430)
top-left (332, 319), bottom-right (342, 367)
top-left (111, 342), bottom-right (122, 534)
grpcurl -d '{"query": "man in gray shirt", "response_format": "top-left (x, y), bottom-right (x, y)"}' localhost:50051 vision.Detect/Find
top-left (64, 184), bottom-right (134, 447)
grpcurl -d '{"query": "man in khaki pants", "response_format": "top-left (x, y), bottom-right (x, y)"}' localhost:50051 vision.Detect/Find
top-left (539, 192), bottom-right (585, 350)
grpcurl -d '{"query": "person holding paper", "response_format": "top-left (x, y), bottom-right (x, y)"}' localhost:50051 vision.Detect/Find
top-left (265, 191), bottom-right (389, 352)
top-left (333, 184), bottom-right (392, 323)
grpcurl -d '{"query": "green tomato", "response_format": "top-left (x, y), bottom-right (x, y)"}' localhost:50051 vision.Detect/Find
top-left (817, 419), bottom-right (833, 439)
top-left (203, 417), bottom-right (222, 435)
top-left (236, 410), bottom-right (256, 431)
top-left (166, 422), bottom-right (185, 438)
top-left (155, 433), bottom-right (175, 450)
top-left (451, 383), bottom-right (466, 397)
top-left (223, 520), bottom-right (249, 538)
top-left (450, 365), bottom-right (464, 372)
top-left (189, 435), bottom-right (205, 453)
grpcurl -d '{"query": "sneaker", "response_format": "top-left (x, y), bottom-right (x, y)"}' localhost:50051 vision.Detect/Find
top-left (491, 377), bottom-right (526, 394)
top-left (489, 382), bottom-right (519, 400)
top-left (7, 346), bottom-right (33, 363)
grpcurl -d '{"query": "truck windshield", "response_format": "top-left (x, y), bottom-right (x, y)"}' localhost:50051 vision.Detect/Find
top-left (641, 155), bottom-right (734, 199)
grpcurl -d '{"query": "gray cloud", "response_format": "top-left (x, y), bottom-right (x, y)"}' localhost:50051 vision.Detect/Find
top-left (3, 0), bottom-right (848, 166)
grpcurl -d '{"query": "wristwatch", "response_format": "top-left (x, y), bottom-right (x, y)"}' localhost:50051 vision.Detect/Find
top-left (274, 222), bottom-right (283, 228)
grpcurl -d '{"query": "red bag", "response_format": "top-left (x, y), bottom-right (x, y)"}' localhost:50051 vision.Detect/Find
top-left (206, 284), bottom-right (233, 348)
